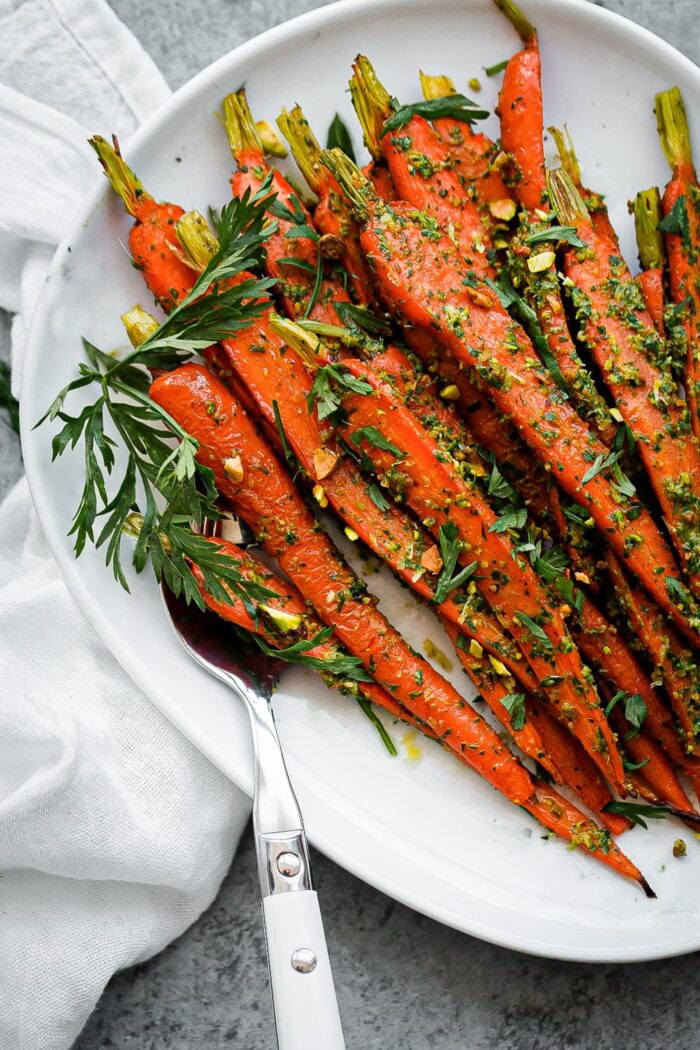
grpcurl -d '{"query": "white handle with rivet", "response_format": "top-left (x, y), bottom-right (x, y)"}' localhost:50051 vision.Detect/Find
top-left (262, 890), bottom-right (345, 1050)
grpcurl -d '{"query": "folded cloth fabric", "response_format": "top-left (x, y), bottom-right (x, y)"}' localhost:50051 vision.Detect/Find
top-left (0, 2), bottom-right (251, 1048)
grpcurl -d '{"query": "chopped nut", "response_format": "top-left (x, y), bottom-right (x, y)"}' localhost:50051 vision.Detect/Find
top-left (488, 655), bottom-right (510, 676)
top-left (319, 233), bottom-right (344, 260)
top-left (255, 120), bottom-right (287, 158)
top-left (223, 454), bottom-right (244, 484)
top-left (488, 198), bottom-right (517, 222)
top-left (465, 284), bottom-right (493, 308)
top-left (312, 484), bottom-right (328, 508)
top-left (527, 250), bottom-right (556, 273)
top-left (468, 77), bottom-right (482, 92)
top-left (574, 571), bottom-right (591, 585)
top-left (420, 544), bottom-right (443, 574)
top-left (313, 446), bottom-right (339, 480)
top-left (344, 526), bottom-right (359, 542)
top-left (260, 604), bottom-right (302, 633)
top-left (673, 838), bottom-right (687, 858)
top-left (469, 638), bottom-right (484, 659)
top-left (439, 384), bottom-right (460, 401)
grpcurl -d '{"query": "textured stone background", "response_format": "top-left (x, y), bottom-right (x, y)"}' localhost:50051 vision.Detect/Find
top-left (2, 0), bottom-right (698, 1047)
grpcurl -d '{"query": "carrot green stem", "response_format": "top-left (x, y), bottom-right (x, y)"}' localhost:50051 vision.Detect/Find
top-left (268, 313), bottom-right (325, 368)
top-left (419, 71), bottom-right (456, 100)
top-left (655, 87), bottom-right (692, 170)
top-left (276, 105), bottom-right (325, 194)
top-left (493, 0), bottom-right (537, 45)
top-left (320, 147), bottom-right (374, 220)
top-left (349, 55), bottom-right (392, 161)
top-left (89, 135), bottom-right (149, 217)
top-left (633, 188), bottom-right (665, 272)
top-left (176, 210), bottom-right (218, 271)
top-left (546, 167), bottom-right (590, 224)
top-left (121, 306), bottom-right (160, 348)
top-left (548, 125), bottom-right (581, 187)
top-left (298, 320), bottom-right (364, 347)
top-left (220, 90), bottom-right (263, 159)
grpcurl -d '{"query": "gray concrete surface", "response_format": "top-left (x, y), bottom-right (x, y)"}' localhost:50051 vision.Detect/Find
top-left (0, 0), bottom-right (694, 1047)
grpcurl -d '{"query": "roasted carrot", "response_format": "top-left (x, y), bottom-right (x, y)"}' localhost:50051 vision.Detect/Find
top-left (633, 188), bottom-right (667, 337)
top-left (221, 90), bottom-right (354, 325)
top-left (276, 320), bottom-right (628, 791)
top-left (418, 71), bottom-right (515, 225)
top-left (277, 105), bottom-right (377, 307)
top-left (606, 550), bottom-right (700, 753)
top-left (655, 86), bottom-right (700, 439)
top-left (362, 159), bottom-right (395, 201)
top-left (549, 168), bottom-right (700, 596)
top-left (494, 2), bottom-right (617, 445)
top-left (151, 364), bottom-right (650, 889)
top-left (322, 149), bottom-right (700, 644)
top-left (350, 55), bottom-right (494, 272)
top-left (90, 135), bottom-right (194, 310)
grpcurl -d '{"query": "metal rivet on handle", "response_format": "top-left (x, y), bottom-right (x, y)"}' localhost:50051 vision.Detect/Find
top-left (276, 851), bottom-right (301, 878)
top-left (291, 948), bottom-right (317, 974)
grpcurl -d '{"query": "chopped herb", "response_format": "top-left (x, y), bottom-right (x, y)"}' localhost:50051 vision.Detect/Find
top-left (525, 225), bottom-right (585, 248)
top-left (307, 364), bottom-right (373, 421)
top-left (272, 399), bottom-right (295, 468)
top-left (484, 59), bottom-right (508, 76)
top-left (435, 520), bottom-right (477, 604)
top-left (666, 575), bottom-right (692, 608)
top-left (658, 194), bottom-right (690, 245)
top-left (357, 696), bottom-right (397, 754)
top-left (382, 95), bottom-right (489, 136)
top-left (489, 506), bottom-right (528, 533)
top-left (500, 692), bottom-right (526, 730)
top-left (514, 611), bottom-right (553, 649)
top-left (603, 800), bottom-right (667, 830)
top-left (581, 449), bottom-right (622, 485)
top-left (351, 425), bottom-right (404, 458)
top-left (366, 481), bottom-right (390, 511)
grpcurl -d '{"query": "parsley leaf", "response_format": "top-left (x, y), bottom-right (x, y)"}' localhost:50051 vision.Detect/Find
top-left (366, 482), bottom-right (390, 511)
top-left (603, 800), bottom-right (666, 830)
top-left (666, 575), bottom-right (692, 608)
top-left (525, 225), bottom-right (585, 248)
top-left (499, 692), bottom-right (527, 730)
top-left (581, 449), bottom-right (622, 485)
top-left (658, 195), bottom-right (690, 249)
top-left (350, 425), bottom-right (404, 458)
top-left (381, 95), bottom-right (489, 136)
top-left (488, 505), bottom-right (528, 533)
top-left (307, 364), bottom-right (373, 422)
top-left (435, 520), bottom-right (477, 604)
top-left (514, 611), bottom-right (553, 649)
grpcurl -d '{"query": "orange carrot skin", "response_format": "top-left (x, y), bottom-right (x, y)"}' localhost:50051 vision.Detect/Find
top-left (561, 222), bottom-right (700, 592)
top-left (498, 40), bottom-right (546, 212)
top-left (606, 551), bottom-right (700, 752)
top-left (573, 596), bottom-right (690, 771)
top-left (192, 536), bottom-right (426, 728)
top-left (338, 357), bottom-right (626, 791)
top-left (128, 198), bottom-right (194, 310)
top-left (525, 702), bottom-right (629, 836)
top-left (442, 618), bottom-right (556, 775)
top-left (662, 174), bottom-right (700, 440)
top-left (378, 114), bottom-right (493, 271)
top-left (432, 114), bottom-right (513, 211)
top-left (522, 784), bottom-right (649, 892)
top-left (232, 146), bottom-right (354, 324)
top-left (362, 160), bottom-right (395, 201)
top-left (356, 195), bottom-right (700, 644)
top-left (610, 717), bottom-right (694, 815)
top-left (151, 363), bottom-right (537, 803)
top-left (313, 183), bottom-right (377, 307)
top-left (637, 269), bottom-right (665, 336)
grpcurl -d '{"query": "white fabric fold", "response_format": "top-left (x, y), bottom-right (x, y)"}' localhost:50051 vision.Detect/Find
top-left (0, 2), bottom-right (252, 1048)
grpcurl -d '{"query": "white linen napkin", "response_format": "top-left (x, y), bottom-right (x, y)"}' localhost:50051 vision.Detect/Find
top-left (0, 2), bottom-right (252, 1048)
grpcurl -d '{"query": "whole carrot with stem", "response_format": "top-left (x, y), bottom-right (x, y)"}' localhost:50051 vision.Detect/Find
top-left (655, 86), bottom-right (700, 440)
top-left (150, 361), bottom-right (651, 891)
top-left (633, 187), bottom-right (667, 337)
top-left (418, 70), bottom-right (515, 228)
top-left (494, 0), bottom-right (617, 445)
top-left (321, 148), bottom-right (700, 645)
top-left (276, 105), bottom-right (378, 307)
top-left (549, 168), bottom-right (700, 597)
top-left (350, 55), bottom-right (494, 272)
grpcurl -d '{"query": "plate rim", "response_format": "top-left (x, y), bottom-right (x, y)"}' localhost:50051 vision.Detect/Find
top-left (20, 0), bottom-right (700, 963)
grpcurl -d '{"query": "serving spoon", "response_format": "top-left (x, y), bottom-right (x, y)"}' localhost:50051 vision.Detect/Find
top-left (161, 514), bottom-right (346, 1050)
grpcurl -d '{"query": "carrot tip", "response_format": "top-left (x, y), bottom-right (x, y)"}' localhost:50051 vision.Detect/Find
top-left (640, 876), bottom-right (657, 900)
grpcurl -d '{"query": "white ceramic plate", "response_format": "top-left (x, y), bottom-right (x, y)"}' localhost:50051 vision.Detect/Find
top-left (21, 0), bottom-right (700, 961)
